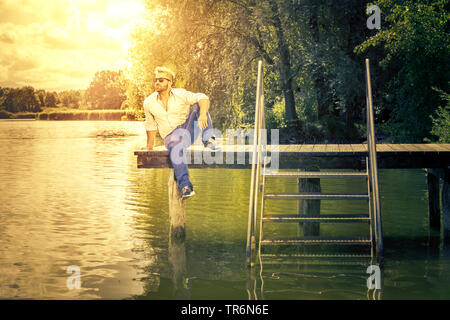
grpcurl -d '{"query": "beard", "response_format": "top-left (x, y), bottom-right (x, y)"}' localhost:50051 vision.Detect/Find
top-left (155, 82), bottom-right (169, 93)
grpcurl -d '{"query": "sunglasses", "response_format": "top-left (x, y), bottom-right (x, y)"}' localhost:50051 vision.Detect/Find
top-left (154, 78), bottom-right (171, 83)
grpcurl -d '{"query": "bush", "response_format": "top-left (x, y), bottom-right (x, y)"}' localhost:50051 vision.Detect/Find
top-left (0, 110), bottom-right (12, 119)
top-left (34, 109), bottom-right (127, 121)
top-left (429, 88), bottom-right (450, 143)
top-left (430, 106), bottom-right (450, 143)
top-left (37, 112), bottom-right (48, 120)
top-left (15, 112), bottom-right (37, 119)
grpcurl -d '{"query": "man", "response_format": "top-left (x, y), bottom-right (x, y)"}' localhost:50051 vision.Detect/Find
top-left (143, 66), bottom-right (219, 200)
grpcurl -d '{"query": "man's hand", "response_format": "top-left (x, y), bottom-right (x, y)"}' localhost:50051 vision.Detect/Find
top-left (145, 130), bottom-right (156, 151)
top-left (198, 113), bottom-right (208, 130)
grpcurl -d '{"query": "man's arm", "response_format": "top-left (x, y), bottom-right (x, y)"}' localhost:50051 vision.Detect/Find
top-left (197, 99), bottom-right (210, 130)
top-left (143, 97), bottom-right (158, 149)
top-left (181, 89), bottom-right (211, 130)
top-left (146, 130), bottom-right (157, 150)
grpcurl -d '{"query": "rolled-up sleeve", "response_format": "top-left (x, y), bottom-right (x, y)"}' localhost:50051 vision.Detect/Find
top-left (182, 89), bottom-right (209, 105)
top-left (143, 98), bottom-right (157, 131)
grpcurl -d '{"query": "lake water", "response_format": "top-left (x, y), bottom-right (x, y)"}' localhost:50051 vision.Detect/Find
top-left (0, 120), bottom-right (449, 300)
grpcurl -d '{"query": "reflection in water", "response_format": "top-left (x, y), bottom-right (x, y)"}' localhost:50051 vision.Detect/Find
top-left (1, 120), bottom-right (450, 299)
top-left (168, 236), bottom-right (190, 299)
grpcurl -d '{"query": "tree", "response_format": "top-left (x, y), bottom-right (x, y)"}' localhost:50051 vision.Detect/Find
top-left (0, 86), bottom-right (40, 113)
top-left (44, 91), bottom-right (58, 108)
top-left (35, 90), bottom-right (46, 108)
top-left (86, 70), bottom-right (126, 109)
top-left (58, 90), bottom-right (82, 109)
top-left (357, 0), bottom-right (450, 142)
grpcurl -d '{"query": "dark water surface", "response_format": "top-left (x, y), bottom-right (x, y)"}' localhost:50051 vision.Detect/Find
top-left (0, 120), bottom-right (449, 299)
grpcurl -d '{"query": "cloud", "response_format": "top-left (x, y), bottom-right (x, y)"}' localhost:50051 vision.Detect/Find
top-left (0, 0), bottom-right (144, 91)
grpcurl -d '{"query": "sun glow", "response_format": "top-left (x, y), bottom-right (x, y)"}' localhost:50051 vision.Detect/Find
top-left (0, 0), bottom-right (148, 90)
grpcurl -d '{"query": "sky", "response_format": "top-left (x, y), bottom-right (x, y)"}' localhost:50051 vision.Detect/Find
top-left (0, 0), bottom-right (146, 91)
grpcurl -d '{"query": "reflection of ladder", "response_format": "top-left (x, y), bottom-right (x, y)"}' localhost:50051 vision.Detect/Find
top-left (245, 59), bottom-right (383, 266)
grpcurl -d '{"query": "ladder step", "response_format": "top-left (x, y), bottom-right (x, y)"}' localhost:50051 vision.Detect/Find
top-left (264, 171), bottom-right (368, 179)
top-left (261, 237), bottom-right (372, 246)
top-left (262, 214), bottom-right (370, 223)
top-left (264, 193), bottom-right (369, 200)
top-left (259, 253), bottom-right (372, 259)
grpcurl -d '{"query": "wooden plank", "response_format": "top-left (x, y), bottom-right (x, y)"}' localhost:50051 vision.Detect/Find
top-left (289, 144), bottom-right (302, 152)
top-left (376, 144), bottom-right (394, 152)
top-left (350, 144), bottom-right (367, 152)
top-left (326, 144), bottom-right (340, 153)
top-left (380, 144), bottom-right (397, 152)
top-left (402, 144), bottom-right (425, 152)
top-left (296, 144), bottom-right (305, 152)
top-left (410, 144), bottom-right (434, 152)
top-left (339, 144), bottom-right (353, 153)
top-left (430, 144), bottom-right (450, 152)
top-left (390, 144), bottom-right (412, 152)
top-left (300, 144), bottom-right (315, 153)
top-left (312, 144), bottom-right (327, 152)
top-left (424, 144), bottom-right (446, 152)
top-left (135, 143), bottom-right (450, 169)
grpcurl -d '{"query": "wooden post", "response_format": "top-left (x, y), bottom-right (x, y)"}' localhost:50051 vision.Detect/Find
top-left (427, 168), bottom-right (441, 230)
top-left (443, 169), bottom-right (450, 240)
top-left (168, 169), bottom-right (186, 239)
top-left (298, 168), bottom-right (321, 236)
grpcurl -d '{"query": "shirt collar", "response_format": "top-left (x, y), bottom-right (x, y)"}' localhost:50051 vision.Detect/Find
top-left (157, 89), bottom-right (174, 101)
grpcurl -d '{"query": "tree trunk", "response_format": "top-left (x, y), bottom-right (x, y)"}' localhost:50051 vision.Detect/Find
top-left (307, 3), bottom-right (335, 120)
top-left (268, 0), bottom-right (299, 129)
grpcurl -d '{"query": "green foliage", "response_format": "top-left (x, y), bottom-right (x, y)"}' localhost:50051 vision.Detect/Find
top-left (44, 92), bottom-right (58, 107)
top-left (125, 0), bottom-right (374, 142)
top-left (357, 0), bottom-right (450, 142)
top-left (0, 86), bottom-right (41, 113)
top-left (266, 98), bottom-right (287, 129)
top-left (59, 90), bottom-right (83, 109)
top-left (0, 110), bottom-right (12, 119)
top-left (429, 88), bottom-right (450, 143)
top-left (86, 70), bottom-right (126, 110)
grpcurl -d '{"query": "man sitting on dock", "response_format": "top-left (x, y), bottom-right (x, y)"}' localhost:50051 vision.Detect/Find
top-left (143, 66), bottom-right (220, 200)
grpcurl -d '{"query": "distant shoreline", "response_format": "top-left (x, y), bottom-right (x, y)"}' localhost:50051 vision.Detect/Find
top-left (0, 109), bottom-right (138, 121)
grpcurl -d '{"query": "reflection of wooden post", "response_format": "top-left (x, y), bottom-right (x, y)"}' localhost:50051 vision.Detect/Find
top-left (168, 169), bottom-right (186, 239)
top-left (443, 169), bottom-right (450, 240)
top-left (169, 235), bottom-right (189, 299)
top-left (427, 168), bottom-right (441, 230)
top-left (298, 168), bottom-right (321, 236)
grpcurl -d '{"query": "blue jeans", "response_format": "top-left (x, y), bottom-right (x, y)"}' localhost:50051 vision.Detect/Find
top-left (164, 103), bottom-right (214, 190)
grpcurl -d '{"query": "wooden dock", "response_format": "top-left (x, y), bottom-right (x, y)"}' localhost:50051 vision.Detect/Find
top-left (134, 143), bottom-right (450, 169)
top-left (135, 143), bottom-right (450, 240)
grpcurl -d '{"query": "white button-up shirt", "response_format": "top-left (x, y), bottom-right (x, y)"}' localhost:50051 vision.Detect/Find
top-left (143, 88), bottom-right (209, 139)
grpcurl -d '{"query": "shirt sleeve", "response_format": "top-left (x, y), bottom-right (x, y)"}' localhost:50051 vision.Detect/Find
top-left (143, 98), bottom-right (157, 131)
top-left (181, 89), bottom-right (209, 105)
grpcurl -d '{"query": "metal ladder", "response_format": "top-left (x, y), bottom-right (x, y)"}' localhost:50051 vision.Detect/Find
top-left (258, 160), bottom-right (374, 258)
top-left (245, 59), bottom-right (383, 266)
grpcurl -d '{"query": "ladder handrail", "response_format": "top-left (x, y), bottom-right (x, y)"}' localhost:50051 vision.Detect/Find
top-left (247, 59), bottom-right (383, 265)
top-left (365, 59), bottom-right (383, 258)
top-left (246, 61), bottom-right (264, 266)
